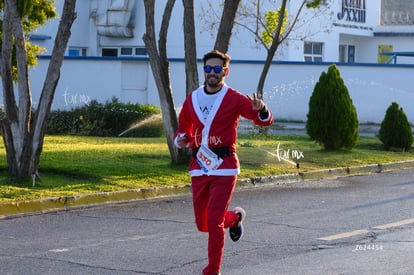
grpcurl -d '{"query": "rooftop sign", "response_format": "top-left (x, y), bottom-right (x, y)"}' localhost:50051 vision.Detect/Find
top-left (337, 0), bottom-right (366, 23)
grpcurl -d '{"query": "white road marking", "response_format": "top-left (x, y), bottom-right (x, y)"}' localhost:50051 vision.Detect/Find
top-left (318, 217), bottom-right (414, 241)
top-left (317, 229), bottom-right (371, 241)
top-left (49, 248), bottom-right (70, 253)
top-left (373, 217), bottom-right (414, 230)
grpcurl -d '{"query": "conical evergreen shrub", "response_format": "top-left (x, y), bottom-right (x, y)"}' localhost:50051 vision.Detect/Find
top-left (306, 64), bottom-right (358, 150)
top-left (379, 102), bottom-right (413, 151)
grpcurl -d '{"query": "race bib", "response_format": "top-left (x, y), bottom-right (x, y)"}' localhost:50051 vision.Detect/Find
top-left (196, 145), bottom-right (223, 174)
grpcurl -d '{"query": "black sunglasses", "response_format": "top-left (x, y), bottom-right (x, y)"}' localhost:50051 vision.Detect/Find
top-left (203, 65), bottom-right (225, 74)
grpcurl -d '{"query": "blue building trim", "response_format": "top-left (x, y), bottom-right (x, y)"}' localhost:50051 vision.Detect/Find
top-left (38, 55), bottom-right (150, 61)
top-left (28, 34), bottom-right (52, 40)
top-left (374, 32), bottom-right (414, 37)
top-left (36, 55), bottom-right (414, 68)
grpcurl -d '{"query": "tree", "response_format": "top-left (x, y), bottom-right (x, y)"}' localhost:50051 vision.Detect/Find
top-left (182, 0), bottom-right (240, 96)
top-left (143, 0), bottom-right (187, 164)
top-left (379, 102), bottom-right (413, 151)
top-left (248, 0), bottom-right (324, 98)
top-left (201, 0), bottom-right (327, 98)
top-left (255, 0), bottom-right (288, 99)
top-left (306, 64), bottom-right (358, 150)
top-left (214, 0), bottom-right (241, 53)
top-left (183, 0), bottom-right (198, 96)
top-left (143, 1), bottom-right (241, 164)
top-left (0, 0), bottom-right (77, 181)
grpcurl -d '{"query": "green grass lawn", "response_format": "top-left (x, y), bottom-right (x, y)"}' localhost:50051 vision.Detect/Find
top-left (0, 134), bottom-right (413, 202)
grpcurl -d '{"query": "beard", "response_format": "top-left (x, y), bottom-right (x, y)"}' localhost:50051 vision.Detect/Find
top-left (205, 75), bottom-right (224, 89)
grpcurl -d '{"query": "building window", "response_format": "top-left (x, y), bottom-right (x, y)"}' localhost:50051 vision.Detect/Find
top-left (339, 45), bottom-right (346, 62)
top-left (102, 48), bottom-right (118, 57)
top-left (339, 45), bottom-right (355, 63)
top-left (304, 42), bottom-right (323, 62)
top-left (347, 45), bottom-right (355, 63)
top-left (68, 47), bottom-right (87, 57)
top-left (120, 47), bottom-right (133, 55)
top-left (101, 47), bottom-right (147, 57)
top-left (135, 47), bottom-right (148, 56)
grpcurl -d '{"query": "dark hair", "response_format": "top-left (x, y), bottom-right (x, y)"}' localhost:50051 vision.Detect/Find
top-left (202, 50), bottom-right (231, 67)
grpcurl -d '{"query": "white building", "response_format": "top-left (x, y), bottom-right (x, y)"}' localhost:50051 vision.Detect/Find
top-left (30, 0), bottom-right (414, 62)
top-left (12, 0), bottom-right (414, 122)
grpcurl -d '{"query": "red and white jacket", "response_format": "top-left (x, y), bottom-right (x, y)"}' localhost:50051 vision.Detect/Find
top-left (174, 84), bottom-right (274, 177)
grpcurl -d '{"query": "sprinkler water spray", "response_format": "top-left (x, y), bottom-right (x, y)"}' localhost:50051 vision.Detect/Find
top-left (118, 114), bottom-right (162, 137)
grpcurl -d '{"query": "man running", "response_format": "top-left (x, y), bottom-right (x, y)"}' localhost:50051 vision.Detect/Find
top-left (174, 50), bottom-right (274, 275)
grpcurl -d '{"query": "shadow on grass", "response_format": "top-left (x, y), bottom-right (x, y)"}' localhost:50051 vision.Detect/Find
top-left (0, 167), bottom-right (102, 190)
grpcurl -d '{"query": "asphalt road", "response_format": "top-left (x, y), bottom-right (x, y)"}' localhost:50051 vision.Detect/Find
top-left (1, 169), bottom-right (414, 274)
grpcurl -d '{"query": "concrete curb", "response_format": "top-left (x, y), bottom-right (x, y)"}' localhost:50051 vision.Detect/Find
top-left (1, 160), bottom-right (414, 218)
top-left (0, 185), bottom-right (191, 218)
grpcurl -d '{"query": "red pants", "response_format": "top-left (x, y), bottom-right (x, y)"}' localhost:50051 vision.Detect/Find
top-left (191, 175), bottom-right (240, 275)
